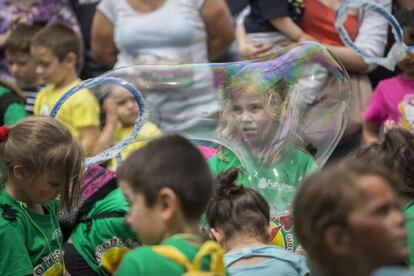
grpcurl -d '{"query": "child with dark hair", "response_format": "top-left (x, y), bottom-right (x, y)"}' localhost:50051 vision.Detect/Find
top-left (116, 134), bottom-right (223, 275)
top-left (32, 22), bottom-right (100, 155)
top-left (293, 159), bottom-right (408, 276)
top-left (0, 116), bottom-right (84, 275)
top-left (5, 23), bottom-right (43, 114)
top-left (207, 168), bottom-right (309, 276)
top-left (363, 10), bottom-right (414, 143)
top-left (354, 127), bottom-right (414, 267)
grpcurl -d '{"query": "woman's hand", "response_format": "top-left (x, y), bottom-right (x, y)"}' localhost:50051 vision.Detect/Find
top-left (239, 41), bottom-right (274, 59)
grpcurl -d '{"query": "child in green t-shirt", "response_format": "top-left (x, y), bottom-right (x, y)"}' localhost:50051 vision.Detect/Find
top-left (116, 134), bottom-right (225, 275)
top-left (209, 71), bottom-right (316, 194)
top-left (0, 116), bottom-right (83, 275)
top-left (208, 71), bottom-right (316, 251)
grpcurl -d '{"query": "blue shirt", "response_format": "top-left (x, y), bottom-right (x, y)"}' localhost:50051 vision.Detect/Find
top-left (224, 245), bottom-right (309, 276)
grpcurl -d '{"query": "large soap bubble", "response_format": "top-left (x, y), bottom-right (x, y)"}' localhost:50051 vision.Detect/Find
top-left (53, 42), bottom-right (351, 247)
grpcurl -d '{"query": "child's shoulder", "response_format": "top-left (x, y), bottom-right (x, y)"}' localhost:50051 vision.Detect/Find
top-left (116, 245), bottom-right (163, 273)
top-left (0, 198), bottom-right (26, 232)
top-left (376, 75), bottom-right (405, 90)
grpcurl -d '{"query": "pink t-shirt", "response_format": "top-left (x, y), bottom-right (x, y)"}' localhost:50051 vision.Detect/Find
top-left (363, 75), bottom-right (414, 123)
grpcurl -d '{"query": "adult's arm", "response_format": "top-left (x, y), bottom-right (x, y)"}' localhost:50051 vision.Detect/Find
top-left (91, 10), bottom-right (118, 68)
top-left (327, 0), bottom-right (391, 73)
top-left (200, 0), bottom-right (235, 60)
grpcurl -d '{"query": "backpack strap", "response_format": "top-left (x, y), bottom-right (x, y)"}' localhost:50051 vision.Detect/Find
top-left (193, 241), bottom-right (225, 273)
top-left (152, 240), bottom-right (225, 274)
top-left (76, 177), bottom-right (118, 222)
top-left (152, 245), bottom-right (194, 271)
top-left (79, 211), bottom-right (126, 234)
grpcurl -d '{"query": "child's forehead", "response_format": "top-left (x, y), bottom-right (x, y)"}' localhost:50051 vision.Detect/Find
top-left (31, 46), bottom-right (56, 58)
top-left (110, 86), bottom-right (133, 98)
top-left (230, 85), bottom-right (266, 101)
top-left (351, 175), bottom-right (395, 207)
top-left (5, 50), bottom-right (31, 60)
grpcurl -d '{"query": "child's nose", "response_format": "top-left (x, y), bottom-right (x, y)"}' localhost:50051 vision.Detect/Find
top-left (241, 111), bottom-right (253, 122)
top-left (36, 65), bottom-right (45, 75)
top-left (10, 64), bottom-right (19, 75)
top-left (127, 100), bottom-right (136, 110)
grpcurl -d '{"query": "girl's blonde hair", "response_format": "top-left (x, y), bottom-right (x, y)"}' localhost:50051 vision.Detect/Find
top-left (217, 71), bottom-right (291, 163)
top-left (2, 116), bottom-right (84, 210)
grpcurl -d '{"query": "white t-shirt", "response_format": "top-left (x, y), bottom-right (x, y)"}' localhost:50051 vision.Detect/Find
top-left (98, 0), bottom-right (220, 132)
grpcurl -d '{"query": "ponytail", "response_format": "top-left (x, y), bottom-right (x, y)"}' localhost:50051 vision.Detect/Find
top-left (207, 169), bottom-right (271, 243)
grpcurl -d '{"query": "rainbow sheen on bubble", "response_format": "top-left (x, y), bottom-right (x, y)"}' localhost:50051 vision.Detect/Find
top-left (52, 42), bottom-right (351, 220)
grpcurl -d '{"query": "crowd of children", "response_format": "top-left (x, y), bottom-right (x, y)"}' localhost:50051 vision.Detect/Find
top-left (0, 1), bottom-right (414, 275)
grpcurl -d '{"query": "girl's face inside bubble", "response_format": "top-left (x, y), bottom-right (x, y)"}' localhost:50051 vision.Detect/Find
top-left (231, 87), bottom-right (274, 149)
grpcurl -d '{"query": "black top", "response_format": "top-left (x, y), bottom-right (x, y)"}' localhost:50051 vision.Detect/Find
top-left (244, 0), bottom-right (303, 33)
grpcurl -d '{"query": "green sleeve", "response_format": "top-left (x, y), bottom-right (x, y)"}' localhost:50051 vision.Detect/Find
top-left (115, 251), bottom-right (143, 275)
top-left (405, 206), bottom-right (414, 267)
top-left (0, 223), bottom-right (33, 276)
top-left (4, 102), bottom-right (27, 126)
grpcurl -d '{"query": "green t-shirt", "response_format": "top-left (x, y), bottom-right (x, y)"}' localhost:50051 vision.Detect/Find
top-left (405, 201), bottom-right (414, 267)
top-left (208, 146), bottom-right (317, 211)
top-left (0, 189), bottom-right (64, 276)
top-left (0, 86), bottom-right (27, 126)
top-left (115, 235), bottom-right (217, 276)
top-left (208, 146), bottom-right (317, 252)
top-left (70, 188), bottom-right (139, 275)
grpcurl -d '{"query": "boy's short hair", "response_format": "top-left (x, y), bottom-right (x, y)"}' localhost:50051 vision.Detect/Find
top-left (293, 159), bottom-right (401, 270)
top-left (31, 22), bottom-right (81, 63)
top-left (4, 23), bottom-right (43, 55)
top-left (117, 134), bottom-right (214, 220)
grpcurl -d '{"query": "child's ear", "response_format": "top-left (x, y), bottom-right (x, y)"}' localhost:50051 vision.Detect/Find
top-left (12, 165), bottom-right (28, 180)
top-left (64, 52), bottom-right (77, 68)
top-left (323, 225), bottom-right (352, 256)
top-left (210, 228), bottom-right (225, 245)
top-left (157, 187), bottom-right (178, 221)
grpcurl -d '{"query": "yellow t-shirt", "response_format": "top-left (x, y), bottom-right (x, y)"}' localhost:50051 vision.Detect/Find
top-left (34, 79), bottom-right (100, 138)
top-left (109, 122), bottom-right (161, 170)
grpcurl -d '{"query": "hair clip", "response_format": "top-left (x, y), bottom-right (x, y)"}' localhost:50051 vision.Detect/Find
top-left (0, 125), bottom-right (8, 142)
top-left (1, 204), bottom-right (16, 221)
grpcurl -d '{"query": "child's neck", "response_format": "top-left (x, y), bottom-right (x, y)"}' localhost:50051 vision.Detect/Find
top-left (4, 179), bottom-right (44, 214)
top-left (162, 220), bottom-right (202, 244)
top-left (224, 233), bottom-right (264, 253)
top-left (53, 70), bottom-right (78, 90)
